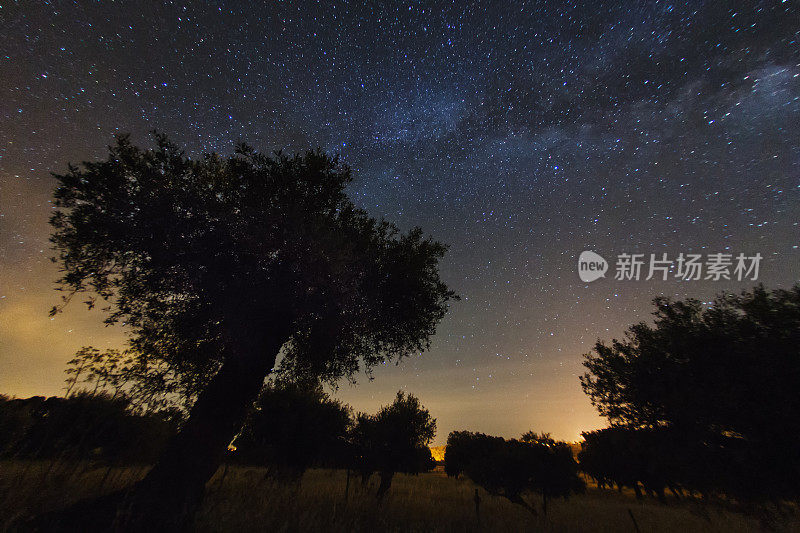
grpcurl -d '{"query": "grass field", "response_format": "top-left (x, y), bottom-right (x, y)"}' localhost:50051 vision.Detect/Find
top-left (1, 461), bottom-right (797, 532)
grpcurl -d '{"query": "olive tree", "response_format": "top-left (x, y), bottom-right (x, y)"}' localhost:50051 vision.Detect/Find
top-left (45, 134), bottom-right (456, 529)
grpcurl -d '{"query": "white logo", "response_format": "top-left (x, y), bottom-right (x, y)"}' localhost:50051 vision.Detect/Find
top-left (578, 251), bottom-right (608, 282)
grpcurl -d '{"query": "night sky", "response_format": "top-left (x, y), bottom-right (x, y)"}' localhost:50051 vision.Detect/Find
top-left (1, 1), bottom-right (798, 444)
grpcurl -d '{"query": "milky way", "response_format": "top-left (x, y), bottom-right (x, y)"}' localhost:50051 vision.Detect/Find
top-left (1, 1), bottom-right (798, 442)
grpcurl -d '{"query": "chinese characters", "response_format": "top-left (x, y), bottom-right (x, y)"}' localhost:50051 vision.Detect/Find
top-left (614, 252), bottom-right (762, 281)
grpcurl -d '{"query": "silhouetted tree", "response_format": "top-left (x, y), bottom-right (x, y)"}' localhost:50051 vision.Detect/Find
top-left (445, 430), bottom-right (584, 513)
top-left (522, 436), bottom-right (585, 513)
top-left (233, 379), bottom-right (352, 480)
top-left (444, 431), bottom-right (503, 479)
top-left (577, 428), bottom-right (625, 492)
top-left (350, 391), bottom-right (436, 499)
top-left (580, 285), bottom-right (800, 502)
top-left (44, 134), bottom-right (456, 530)
top-left (579, 427), bottom-right (656, 499)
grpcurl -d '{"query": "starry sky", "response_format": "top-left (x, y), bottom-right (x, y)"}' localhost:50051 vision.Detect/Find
top-left (1, 1), bottom-right (799, 444)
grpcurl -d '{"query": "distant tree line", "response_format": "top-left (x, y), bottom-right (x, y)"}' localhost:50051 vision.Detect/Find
top-left (580, 285), bottom-right (800, 503)
top-left (7, 385), bottom-right (578, 511)
top-left (1, 378), bottom-right (437, 501)
top-left (444, 430), bottom-right (584, 514)
top-left (0, 393), bottom-right (179, 463)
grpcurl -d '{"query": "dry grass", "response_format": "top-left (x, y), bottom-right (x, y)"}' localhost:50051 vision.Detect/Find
top-left (1, 461), bottom-right (797, 532)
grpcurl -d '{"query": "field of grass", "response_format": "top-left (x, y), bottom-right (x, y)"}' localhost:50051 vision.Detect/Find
top-left (1, 461), bottom-right (797, 532)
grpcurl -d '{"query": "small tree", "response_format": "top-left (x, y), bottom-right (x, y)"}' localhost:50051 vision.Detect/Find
top-left (445, 431), bottom-right (584, 513)
top-left (522, 436), bottom-right (584, 513)
top-left (577, 428), bottom-right (622, 491)
top-left (444, 431), bottom-right (504, 479)
top-left (45, 135), bottom-right (456, 529)
top-left (233, 379), bottom-right (352, 479)
top-left (351, 391), bottom-right (436, 499)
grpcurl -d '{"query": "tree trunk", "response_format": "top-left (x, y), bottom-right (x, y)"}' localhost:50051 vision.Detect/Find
top-left (376, 471), bottom-right (394, 500)
top-left (504, 493), bottom-right (537, 515)
top-left (35, 325), bottom-right (288, 532)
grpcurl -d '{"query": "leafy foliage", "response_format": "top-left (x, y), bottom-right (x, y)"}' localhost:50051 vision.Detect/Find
top-left (351, 391), bottom-right (436, 498)
top-left (50, 133), bottom-right (457, 390)
top-left (580, 285), bottom-right (800, 501)
top-left (64, 347), bottom-right (202, 413)
top-left (581, 285), bottom-right (800, 433)
top-left (46, 134), bottom-right (456, 528)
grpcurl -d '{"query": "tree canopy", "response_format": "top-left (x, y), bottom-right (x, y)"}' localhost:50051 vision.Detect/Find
top-left (51, 134), bottom-right (456, 390)
top-left (45, 134), bottom-right (456, 530)
top-left (351, 391), bottom-right (437, 498)
top-left (581, 285), bottom-right (800, 436)
top-left (580, 285), bottom-right (800, 501)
